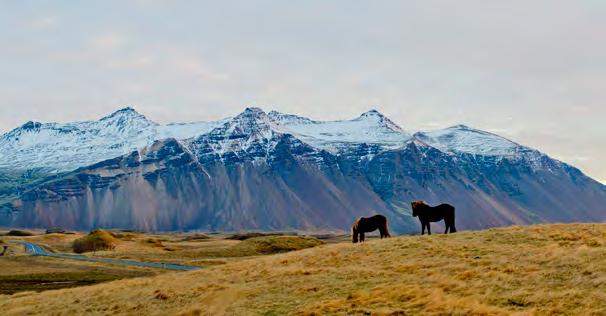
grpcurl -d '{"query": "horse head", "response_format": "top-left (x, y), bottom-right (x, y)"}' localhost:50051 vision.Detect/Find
top-left (411, 200), bottom-right (427, 217)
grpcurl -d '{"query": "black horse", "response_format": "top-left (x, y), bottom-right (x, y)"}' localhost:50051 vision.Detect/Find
top-left (352, 214), bottom-right (391, 243)
top-left (411, 201), bottom-right (457, 235)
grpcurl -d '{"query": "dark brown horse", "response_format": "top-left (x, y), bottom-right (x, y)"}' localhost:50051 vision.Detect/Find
top-left (411, 201), bottom-right (457, 235)
top-left (352, 214), bottom-right (391, 243)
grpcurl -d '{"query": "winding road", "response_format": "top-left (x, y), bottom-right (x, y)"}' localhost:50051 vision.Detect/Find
top-left (11, 241), bottom-right (200, 271)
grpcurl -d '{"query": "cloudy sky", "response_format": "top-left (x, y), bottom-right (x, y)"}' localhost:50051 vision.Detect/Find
top-left (1, 1), bottom-right (605, 183)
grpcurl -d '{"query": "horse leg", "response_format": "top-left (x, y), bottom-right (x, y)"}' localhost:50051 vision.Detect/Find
top-left (427, 223), bottom-right (431, 235)
top-left (360, 232), bottom-right (365, 242)
top-left (445, 224), bottom-right (449, 234)
top-left (449, 220), bottom-right (456, 233)
top-left (421, 223), bottom-right (425, 235)
top-left (380, 227), bottom-right (387, 238)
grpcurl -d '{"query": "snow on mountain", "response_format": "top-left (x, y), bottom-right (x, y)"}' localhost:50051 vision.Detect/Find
top-left (268, 109), bottom-right (412, 152)
top-left (0, 106), bottom-right (566, 175)
top-left (190, 107), bottom-right (285, 158)
top-left (414, 125), bottom-right (528, 157)
top-left (3, 106), bottom-right (606, 233)
top-left (0, 107), bottom-right (224, 173)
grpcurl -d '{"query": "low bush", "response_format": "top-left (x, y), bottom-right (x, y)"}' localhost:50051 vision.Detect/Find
top-left (226, 232), bottom-right (297, 241)
top-left (45, 227), bottom-right (66, 234)
top-left (72, 229), bottom-right (116, 253)
top-left (180, 233), bottom-right (211, 241)
top-left (6, 230), bottom-right (34, 236)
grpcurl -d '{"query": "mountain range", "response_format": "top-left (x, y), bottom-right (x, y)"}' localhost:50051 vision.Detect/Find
top-left (1, 107), bottom-right (604, 233)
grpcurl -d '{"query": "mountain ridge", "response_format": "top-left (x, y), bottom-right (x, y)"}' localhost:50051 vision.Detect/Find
top-left (1, 107), bottom-right (604, 232)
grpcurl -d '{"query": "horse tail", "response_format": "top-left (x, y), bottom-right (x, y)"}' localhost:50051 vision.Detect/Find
top-left (384, 217), bottom-right (391, 238)
top-left (352, 219), bottom-right (359, 243)
top-left (450, 206), bottom-right (457, 233)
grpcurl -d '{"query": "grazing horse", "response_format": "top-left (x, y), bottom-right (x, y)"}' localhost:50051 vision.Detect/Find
top-left (352, 214), bottom-right (391, 243)
top-left (411, 201), bottom-right (457, 235)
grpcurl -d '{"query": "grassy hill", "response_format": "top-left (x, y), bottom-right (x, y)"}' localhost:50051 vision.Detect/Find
top-left (1, 224), bottom-right (605, 315)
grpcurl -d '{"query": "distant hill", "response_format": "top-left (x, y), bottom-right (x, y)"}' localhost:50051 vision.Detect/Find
top-left (1, 107), bottom-right (605, 232)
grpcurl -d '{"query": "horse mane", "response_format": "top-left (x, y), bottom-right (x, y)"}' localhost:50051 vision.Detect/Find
top-left (411, 200), bottom-right (428, 209)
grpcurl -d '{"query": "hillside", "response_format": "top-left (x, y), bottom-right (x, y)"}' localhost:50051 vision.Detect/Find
top-left (1, 224), bottom-right (605, 315)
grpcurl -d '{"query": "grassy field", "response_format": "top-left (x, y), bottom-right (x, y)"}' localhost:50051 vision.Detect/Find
top-left (1, 224), bottom-right (605, 315)
top-left (0, 230), bottom-right (328, 295)
top-left (0, 256), bottom-right (160, 295)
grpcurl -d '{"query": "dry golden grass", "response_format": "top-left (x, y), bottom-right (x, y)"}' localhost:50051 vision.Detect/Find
top-left (1, 224), bottom-right (605, 315)
top-left (0, 254), bottom-right (160, 294)
top-left (86, 234), bottom-right (324, 267)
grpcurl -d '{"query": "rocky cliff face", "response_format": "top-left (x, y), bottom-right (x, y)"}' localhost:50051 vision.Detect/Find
top-left (1, 107), bottom-right (605, 232)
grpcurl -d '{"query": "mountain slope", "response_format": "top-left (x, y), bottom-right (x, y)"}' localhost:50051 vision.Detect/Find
top-left (1, 107), bottom-right (605, 232)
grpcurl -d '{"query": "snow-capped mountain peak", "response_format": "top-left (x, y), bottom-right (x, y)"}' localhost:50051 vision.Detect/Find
top-left (100, 106), bottom-right (145, 120)
top-left (208, 107), bottom-right (283, 140)
top-left (98, 106), bottom-right (157, 131)
top-left (189, 107), bottom-right (290, 160)
top-left (267, 109), bottom-right (411, 152)
top-left (268, 110), bottom-right (314, 125)
top-left (20, 121), bottom-right (43, 131)
top-left (357, 109), bottom-right (387, 120)
top-left (355, 109), bottom-right (405, 133)
top-left (0, 106), bottom-right (562, 174)
top-left (232, 107), bottom-right (272, 129)
top-left (0, 107), bottom-right (223, 173)
top-left (414, 124), bottom-right (523, 156)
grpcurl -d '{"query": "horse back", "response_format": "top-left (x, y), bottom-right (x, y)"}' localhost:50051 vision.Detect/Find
top-left (358, 215), bottom-right (387, 232)
top-left (369, 214), bottom-right (387, 222)
top-left (438, 203), bottom-right (454, 211)
top-left (437, 204), bottom-right (455, 221)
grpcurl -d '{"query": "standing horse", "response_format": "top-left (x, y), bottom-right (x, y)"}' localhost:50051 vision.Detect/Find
top-left (411, 201), bottom-right (457, 235)
top-left (352, 214), bottom-right (391, 243)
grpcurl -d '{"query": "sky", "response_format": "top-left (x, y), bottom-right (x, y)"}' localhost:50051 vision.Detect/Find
top-left (0, 1), bottom-right (605, 183)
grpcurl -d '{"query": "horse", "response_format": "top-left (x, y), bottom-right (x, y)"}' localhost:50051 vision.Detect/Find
top-left (352, 214), bottom-right (391, 243)
top-left (411, 201), bottom-right (457, 235)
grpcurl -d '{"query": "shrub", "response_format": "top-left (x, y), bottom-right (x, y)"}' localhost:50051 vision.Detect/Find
top-left (45, 227), bottom-right (67, 234)
top-left (226, 232), bottom-right (297, 241)
top-left (72, 229), bottom-right (116, 253)
top-left (180, 233), bottom-right (211, 241)
top-left (6, 230), bottom-right (34, 236)
top-left (142, 238), bottom-right (164, 248)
